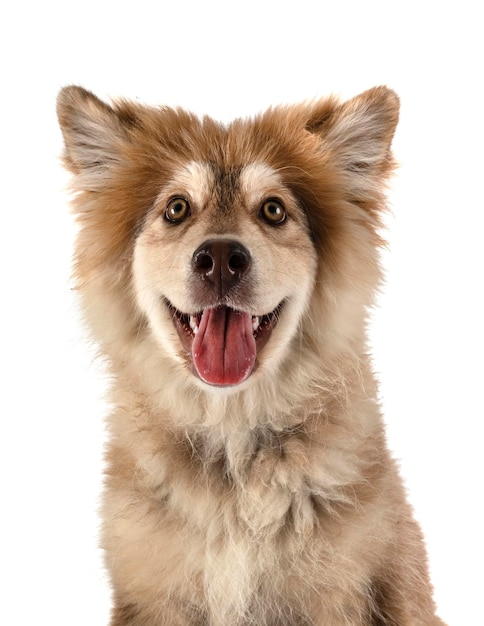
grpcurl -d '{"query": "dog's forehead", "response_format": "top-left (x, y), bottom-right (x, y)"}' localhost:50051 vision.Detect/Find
top-left (170, 161), bottom-right (215, 207)
top-left (170, 161), bottom-right (283, 209)
top-left (239, 163), bottom-right (283, 205)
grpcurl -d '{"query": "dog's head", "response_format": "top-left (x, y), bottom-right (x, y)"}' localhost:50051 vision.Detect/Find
top-left (131, 158), bottom-right (317, 388)
top-left (58, 87), bottom-right (398, 396)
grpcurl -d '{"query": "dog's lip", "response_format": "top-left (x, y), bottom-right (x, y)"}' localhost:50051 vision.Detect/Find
top-left (164, 299), bottom-right (284, 373)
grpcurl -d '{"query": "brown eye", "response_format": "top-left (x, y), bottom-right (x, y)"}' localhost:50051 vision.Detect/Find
top-left (165, 197), bottom-right (190, 223)
top-left (260, 199), bottom-right (286, 225)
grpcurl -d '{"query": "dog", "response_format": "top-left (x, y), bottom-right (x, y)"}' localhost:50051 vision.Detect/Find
top-left (57, 85), bottom-right (446, 625)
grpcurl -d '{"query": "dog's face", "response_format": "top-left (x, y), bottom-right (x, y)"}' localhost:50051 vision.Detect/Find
top-left (133, 160), bottom-right (317, 388)
top-left (57, 86), bottom-right (399, 395)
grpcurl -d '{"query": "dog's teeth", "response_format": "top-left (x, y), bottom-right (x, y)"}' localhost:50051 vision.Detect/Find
top-left (189, 315), bottom-right (199, 335)
top-left (252, 316), bottom-right (260, 332)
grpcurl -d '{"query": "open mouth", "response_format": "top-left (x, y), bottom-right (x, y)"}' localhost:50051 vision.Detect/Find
top-left (166, 301), bottom-right (283, 387)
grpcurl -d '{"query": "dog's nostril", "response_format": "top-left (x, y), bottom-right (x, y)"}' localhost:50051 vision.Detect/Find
top-left (193, 251), bottom-right (214, 273)
top-left (228, 249), bottom-right (250, 273)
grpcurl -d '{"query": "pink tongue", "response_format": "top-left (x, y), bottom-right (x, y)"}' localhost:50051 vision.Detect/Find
top-left (192, 307), bottom-right (256, 386)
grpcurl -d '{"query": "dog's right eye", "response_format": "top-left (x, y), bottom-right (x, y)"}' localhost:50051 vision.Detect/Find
top-left (165, 197), bottom-right (191, 224)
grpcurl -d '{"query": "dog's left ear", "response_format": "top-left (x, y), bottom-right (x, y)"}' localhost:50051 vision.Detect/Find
top-left (307, 86), bottom-right (400, 192)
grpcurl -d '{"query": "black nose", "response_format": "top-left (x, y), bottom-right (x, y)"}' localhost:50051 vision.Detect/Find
top-left (192, 239), bottom-right (251, 297)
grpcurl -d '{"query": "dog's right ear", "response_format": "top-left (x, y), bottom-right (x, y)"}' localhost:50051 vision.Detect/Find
top-left (57, 86), bottom-right (133, 187)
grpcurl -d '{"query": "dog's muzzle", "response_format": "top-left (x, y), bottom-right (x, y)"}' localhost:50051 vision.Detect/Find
top-left (165, 238), bottom-right (284, 387)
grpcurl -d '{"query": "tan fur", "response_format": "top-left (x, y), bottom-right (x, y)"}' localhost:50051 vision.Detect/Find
top-left (57, 85), bottom-right (446, 625)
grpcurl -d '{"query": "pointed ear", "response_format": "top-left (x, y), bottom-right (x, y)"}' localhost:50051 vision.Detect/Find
top-left (57, 86), bottom-right (133, 186)
top-left (307, 86), bottom-right (400, 194)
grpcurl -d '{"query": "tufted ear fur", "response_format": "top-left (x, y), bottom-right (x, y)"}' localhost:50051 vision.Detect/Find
top-left (307, 86), bottom-right (400, 197)
top-left (57, 86), bottom-right (134, 187)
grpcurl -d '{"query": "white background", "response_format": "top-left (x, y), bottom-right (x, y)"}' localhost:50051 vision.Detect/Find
top-left (1, 2), bottom-right (482, 624)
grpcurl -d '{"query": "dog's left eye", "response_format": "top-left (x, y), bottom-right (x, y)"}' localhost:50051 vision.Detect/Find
top-left (260, 199), bottom-right (286, 225)
top-left (165, 197), bottom-right (191, 224)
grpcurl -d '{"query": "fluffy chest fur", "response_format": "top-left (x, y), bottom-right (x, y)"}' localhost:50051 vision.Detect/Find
top-left (104, 381), bottom-right (388, 625)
